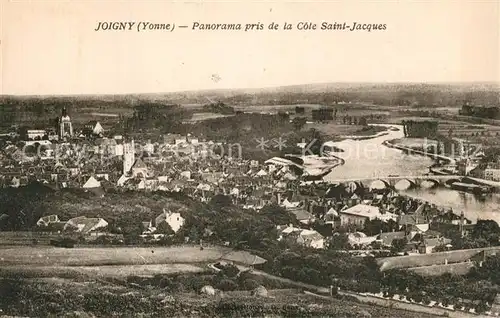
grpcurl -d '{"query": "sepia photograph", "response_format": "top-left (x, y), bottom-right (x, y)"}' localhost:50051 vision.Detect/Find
top-left (0, 0), bottom-right (499, 317)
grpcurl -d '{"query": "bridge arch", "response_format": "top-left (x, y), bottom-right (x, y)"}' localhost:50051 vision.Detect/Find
top-left (420, 178), bottom-right (440, 188)
top-left (346, 181), bottom-right (363, 194)
top-left (369, 179), bottom-right (390, 191)
top-left (444, 178), bottom-right (462, 187)
top-left (394, 178), bottom-right (416, 191)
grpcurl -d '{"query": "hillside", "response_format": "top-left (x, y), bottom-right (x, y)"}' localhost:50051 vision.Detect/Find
top-left (0, 184), bottom-right (297, 249)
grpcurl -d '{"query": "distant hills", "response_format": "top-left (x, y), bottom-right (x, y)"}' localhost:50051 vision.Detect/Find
top-left (2, 82), bottom-right (499, 101)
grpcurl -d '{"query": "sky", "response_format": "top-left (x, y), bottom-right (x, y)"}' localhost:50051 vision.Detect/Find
top-left (1, 0), bottom-right (499, 95)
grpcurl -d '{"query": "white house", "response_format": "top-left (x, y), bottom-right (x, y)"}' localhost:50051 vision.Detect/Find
top-left (339, 204), bottom-right (382, 228)
top-left (155, 210), bottom-right (185, 233)
top-left (297, 229), bottom-right (325, 249)
top-left (82, 176), bottom-right (101, 189)
top-left (27, 129), bottom-right (46, 140)
top-left (36, 214), bottom-right (60, 227)
top-left (64, 216), bottom-right (108, 234)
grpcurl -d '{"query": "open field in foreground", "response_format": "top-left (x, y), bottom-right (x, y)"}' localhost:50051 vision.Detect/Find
top-left (0, 245), bottom-right (257, 267)
top-left (0, 263), bottom-right (205, 279)
top-left (0, 276), bottom-right (442, 318)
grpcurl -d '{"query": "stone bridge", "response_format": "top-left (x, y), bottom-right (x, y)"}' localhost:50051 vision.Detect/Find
top-left (328, 175), bottom-right (462, 190)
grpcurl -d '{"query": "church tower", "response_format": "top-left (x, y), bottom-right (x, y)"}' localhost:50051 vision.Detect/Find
top-left (123, 139), bottom-right (135, 175)
top-left (59, 107), bottom-right (73, 139)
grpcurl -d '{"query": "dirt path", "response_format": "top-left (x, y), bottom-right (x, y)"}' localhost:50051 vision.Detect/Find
top-left (236, 265), bottom-right (481, 318)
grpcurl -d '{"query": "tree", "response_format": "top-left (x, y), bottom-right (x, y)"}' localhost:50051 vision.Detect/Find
top-left (328, 233), bottom-right (350, 250)
top-left (209, 194), bottom-right (233, 208)
top-left (221, 264), bottom-right (240, 278)
top-left (363, 219), bottom-right (398, 236)
top-left (216, 279), bottom-right (238, 291)
top-left (432, 244), bottom-right (448, 253)
top-left (260, 204), bottom-right (297, 226)
top-left (363, 219), bottom-right (384, 236)
top-left (291, 117), bottom-right (307, 131)
top-left (471, 219), bottom-right (500, 246)
top-left (391, 238), bottom-right (407, 253)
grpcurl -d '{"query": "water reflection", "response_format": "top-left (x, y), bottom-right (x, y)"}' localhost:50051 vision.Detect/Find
top-left (324, 124), bottom-right (500, 223)
top-left (402, 188), bottom-right (500, 223)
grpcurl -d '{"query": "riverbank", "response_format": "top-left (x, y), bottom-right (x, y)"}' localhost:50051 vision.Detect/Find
top-left (340, 131), bottom-right (390, 141)
top-left (303, 125), bottom-right (393, 177)
top-left (300, 154), bottom-right (345, 177)
top-left (383, 138), bottom-right (456, 165)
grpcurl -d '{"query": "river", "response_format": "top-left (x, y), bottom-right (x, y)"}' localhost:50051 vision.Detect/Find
top-left (323, 125), bottom-right (500, 223)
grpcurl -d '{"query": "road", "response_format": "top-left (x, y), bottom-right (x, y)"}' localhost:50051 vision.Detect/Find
top-left (233, 265), bottom-right (482, 318)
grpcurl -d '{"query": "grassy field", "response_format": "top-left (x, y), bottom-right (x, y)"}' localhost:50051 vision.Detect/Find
top-left (0, 263), bottom-right (205, 279)
top-left (0, 276), bottom-right (442, 317)
top-left (305, 122), bottom-right (388, 138)
top-left (0, 245), bottom-right (254, 267)
top-left (188, 112), bottom-right (235, 122)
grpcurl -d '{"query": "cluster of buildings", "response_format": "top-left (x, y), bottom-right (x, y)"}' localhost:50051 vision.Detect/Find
top-left (272, 186), bottom-right (470, 254)
top-left (0, 107), bottom-right (480, 257)
top-left (456, 155), bottom-right (500, 182)
top-left (35, 208), bottom-right (186, 243)
top-left (19, 107), bottom-right (104, 142)
top-left (7, 118), bottom-right (472, 254)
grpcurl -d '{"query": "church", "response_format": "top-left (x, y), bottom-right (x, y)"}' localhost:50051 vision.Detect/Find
top-left (55, 106), bottom-right (73, 140)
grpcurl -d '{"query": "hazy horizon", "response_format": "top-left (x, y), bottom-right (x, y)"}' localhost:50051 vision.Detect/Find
top-left (1, 80), bottom-right (499, 99)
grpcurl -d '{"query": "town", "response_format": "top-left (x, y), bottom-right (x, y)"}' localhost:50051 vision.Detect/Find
top-left (2, 91), bottom-right (500, 316)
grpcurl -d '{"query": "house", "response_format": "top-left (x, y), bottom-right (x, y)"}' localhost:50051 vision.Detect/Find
top-left (95, 173), bottom-right (109, 181)
top-left (432, 210), bottom-right (470, 225)
top-left (348, 232), bottom-right (378, 247)
top-left (36, 214), bottom-right (60, 227)
top-left (399, 213), bottom-right (427, 227)
top-left (378, 231), bottom-right (407, 247)
top-left (490, 294), bottom-right (500, 315)
top-left (180, 170), bottom-right (191, 179)
top-left (26, 129), bottom-right (47, 140)
top-left (281, 172), bottom-right (297, 181)
top-left (64, 216), bottom-right (108, 234)
top-left (117, 174), bottom-right (132, 187)
top-left (131, 158), bottom-right (148, 178)
top-left (10, 176), bottom-right (20, 188)
top-left (36, 215), bottom-right (66, 232)
top-left (141, 220), bottom-right (154, 234)
top-left (155, 210), bottom-right (185, 233)
top-left (339, 204), bottom-right (387, 228)
top-left (175, 137), bottom-right (188, 145)
top-left (297, 229), bottom-right (325, 249)
top-left (95, 138), bottom-right (120, 157)
top-left (255, 169), bottom-right (268, 177)
top-left (82, 176), bottom-right (101, 189)
top-left (398, 205), bottom-right (430, 236)
top-left (278, 224), bottom-right (302, 236)
top-left (201, 172), bottom-right (223, 184)
top-left (484, 162), bottom-right (500, 181)
top-left (324, 207), bottom-right (341, 228)
top-left (417, 237), bottom-right (452, 254)
top-left (280, 198), bottom-right (300, 209)
top-left (83, 121), bottom-right (104, 137)
top-left (287, 207), bottom-right (316, 225)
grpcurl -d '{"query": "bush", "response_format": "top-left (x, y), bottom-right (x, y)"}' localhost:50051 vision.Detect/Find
top-left (216, 279), bottom-right (238, 291)
top-left (158, 277), bottom-right (172, 289)
top-left (242, 279), bottom-right (261, 290)
top-left (221, 264), bottom-right (240, 278)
